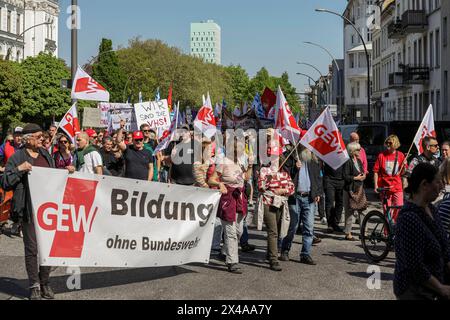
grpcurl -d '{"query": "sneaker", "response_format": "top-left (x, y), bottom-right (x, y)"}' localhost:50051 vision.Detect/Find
top-left (270, 262), bottom-right (282, 271)
top-left (40, 284), bottom-right (55, 300)
top-left (29, 287), bottom-right (41, 300)
top-left (279, 251), bottom-right (289, 261)
top-left (227, 264), bottom-right (242, 274)
top-left (320, 217), bottom-right (328, 225)
top-left (300, 255), bottom-right (317, 265)
top-left (241, 243), bottom-right (256, 252)
top-left (313, 236), bottom-right (322, 245)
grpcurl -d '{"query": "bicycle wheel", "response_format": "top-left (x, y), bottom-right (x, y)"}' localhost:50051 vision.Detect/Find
top-left (360, 210), bottom-right (392, 262)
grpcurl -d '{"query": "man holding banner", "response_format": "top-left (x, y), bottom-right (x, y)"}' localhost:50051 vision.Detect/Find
top-left (1, 124), bottom-right (61, 300)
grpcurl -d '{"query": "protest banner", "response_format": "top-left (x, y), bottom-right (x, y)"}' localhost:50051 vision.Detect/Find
top-left (109, 104), bottom-right (138, 133)
top-left (134, 99), bottom-right (171, 131)
top-left (28, 167), bottom-right (221, 268)
top-left (82, 107), bottom-right (104, 128)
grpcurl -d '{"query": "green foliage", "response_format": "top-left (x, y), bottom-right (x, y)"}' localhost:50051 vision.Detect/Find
top-left (92, 39), bottom-right (128, 103)
top-left (0, 60), bottom-right (24, 130)
top-left (20, 53), bottom-right (71, 125)
top-left (225, 65), bottom-right (252, 106)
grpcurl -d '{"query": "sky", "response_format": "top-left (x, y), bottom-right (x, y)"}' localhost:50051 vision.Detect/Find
top-left (58, 0), bottom-right (347, 97)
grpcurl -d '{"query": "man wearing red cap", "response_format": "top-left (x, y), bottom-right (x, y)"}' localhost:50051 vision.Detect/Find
top-left (117, 128), bottom-right (154, 181)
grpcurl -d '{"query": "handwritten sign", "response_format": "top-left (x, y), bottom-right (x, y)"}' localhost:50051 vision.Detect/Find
top-left (82, 107), bottom-right (104, 128)
top-left (134, 99), bottom-right (171, 131)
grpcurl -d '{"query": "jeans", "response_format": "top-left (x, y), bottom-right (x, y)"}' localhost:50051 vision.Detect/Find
top-left (263, 205), bottom-right (282, 264)
top-left (325, 178), bottom-right (344, 228)
top-left (22, 220), bottom-right (52, 288)
top-left (211, 217), bottom-right (223, 251)
top-left (281, 194), bottom-right (316, 257)
top-left (240, 220), bottom-right (249, 246)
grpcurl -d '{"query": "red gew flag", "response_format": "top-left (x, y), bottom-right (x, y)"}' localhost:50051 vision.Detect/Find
top-left (413, 105), bottom-right (436, 154)
top-left (300, 107), bottom-right (349, 170)
top-left (71, 66), bottom-right (110, 102)
top-left (274, 86), bottom-right (302, 145)
top-left (194, 92), bottom-right (217, 139)
top-left (59, 103), bottom-right (81, 144)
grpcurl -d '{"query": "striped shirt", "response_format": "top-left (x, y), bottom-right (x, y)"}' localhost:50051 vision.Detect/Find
top-left (258, 167), bottom-right (295, 206)
top-left (438, 193), bottom-right (450, 238)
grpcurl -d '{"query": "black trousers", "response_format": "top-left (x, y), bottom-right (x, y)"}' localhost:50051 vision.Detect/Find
top-left (22, 220), bottom-right (52, 288)
top-left (324, 178), bottom-right (344, 228)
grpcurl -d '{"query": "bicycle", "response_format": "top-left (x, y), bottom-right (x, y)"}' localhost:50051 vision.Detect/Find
top-left (360, 187), bottom-right (403, 262)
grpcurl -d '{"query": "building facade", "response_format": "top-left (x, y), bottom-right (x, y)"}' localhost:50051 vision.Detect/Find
top-left (343, 0), bottom-right (374, 123)
top-left (329, 59), bottom-right (345, 121)
top-left (190, 20), bottom-right (221, 65)
top-left (373, 0), bottom-right (445, 121)
top-left (0, 0), bottom-right (59, 62)
top-left (442, 0), bottom-right (449, 120)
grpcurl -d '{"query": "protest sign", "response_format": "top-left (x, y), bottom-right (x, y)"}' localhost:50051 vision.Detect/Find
top-left (135, 100), bottom-right (171, 131)
top-left (28, 167), bottom-right (220, 268)
top-left (82, 107), bottom-right (104, 128)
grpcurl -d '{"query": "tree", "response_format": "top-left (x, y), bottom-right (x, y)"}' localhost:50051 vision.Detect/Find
top-left (225, 65), bottom-right (252, 106)
top-left (92, 39), bottom-right (128, 103)
top-left (0, 60), bottom-right (24, 134)
top-left (20, 53), bottom-right (71, 125)
top-left (250, 67), bottom-right (274, 94)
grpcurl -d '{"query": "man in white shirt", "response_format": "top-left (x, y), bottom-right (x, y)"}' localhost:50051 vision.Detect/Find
top-left (75, 132), bottom-right (103, 175)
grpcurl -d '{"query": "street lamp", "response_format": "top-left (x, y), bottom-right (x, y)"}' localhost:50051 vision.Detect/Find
top-left (296, 61), bottom-right (329, 104)
top-left (296, 72), bottom-right (325, 118)
top-left (316, 8), bottom-right (372, 122)
top-left (303, 41), bottom-right (343, 121)
top-left (5, 18), bottom-right (54, 61)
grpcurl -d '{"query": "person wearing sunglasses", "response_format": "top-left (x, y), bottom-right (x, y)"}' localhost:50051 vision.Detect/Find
top-left (405, 136), bottom-right (442, 180)
top-left (53, 134), bottom-right (75, 173)
top-left (0, 127), bottom-right (23, 166)
top-left (140, 124), bottom-right (160, 182)
top-left (117, 129), bottom-right (154, 181)
top-left (373, 135), bottom-right (407, 223)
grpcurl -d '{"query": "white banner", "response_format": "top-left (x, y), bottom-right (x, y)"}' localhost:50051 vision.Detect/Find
top-left (28, 167), bottom-right (220, 268)
top-left (134, 100), bottom-right (171, 131)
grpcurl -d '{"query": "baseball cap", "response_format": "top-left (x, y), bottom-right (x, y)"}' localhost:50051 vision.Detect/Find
top-left (14, 127), bottom-right (23, 135)
top-left (85, 129), bottom-right (97, 138)
top-left (132, 131), bottom-right (144, 140)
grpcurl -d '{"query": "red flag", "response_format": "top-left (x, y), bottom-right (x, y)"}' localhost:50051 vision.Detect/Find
top-left (274, 86), bottom-right (302, 145)
top-left (71, 66), bottom-right (110, 102)
top-left (168, 83), bottom-right (173, 112)
top-left (413, 105), bottom-right (436, 154)
top-left (300, 108), bottom-right (349, 170)
top-left (194, 93), bottom-right (216, 139)
top-left (261, 87), bottom-right (276, 117)
top-left (59, 103), bottom-right (81, 144)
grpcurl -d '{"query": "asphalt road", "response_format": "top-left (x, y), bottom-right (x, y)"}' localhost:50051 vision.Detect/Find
top-left (0, 195), bottom-right (396, 300)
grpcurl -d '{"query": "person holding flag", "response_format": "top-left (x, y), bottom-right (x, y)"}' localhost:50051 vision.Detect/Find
top-left (405, 106), bottom-right (441, 178)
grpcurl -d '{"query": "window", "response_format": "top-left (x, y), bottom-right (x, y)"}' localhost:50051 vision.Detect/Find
top-left (437, 90), bottom-right (441, 118)
top-left (7, 11), bottom-right (12, 33)
top-left (436, 29), bottom-right (440, 68)
top-left (430, 32), bottom-right (434, 67)
top-left (444, 71), bottom-right (448, 115)
top-left (444, 17), bottom-right (448, 47)
top-left (16, 14), bottom-right (21, 35)
top-left (357, 81), bottom-right (360, 98)
top-left (350, 54), bottom-right (355, 68)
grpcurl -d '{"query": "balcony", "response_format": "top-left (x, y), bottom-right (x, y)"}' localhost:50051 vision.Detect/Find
top-left (401, 64), bottom-right (430, 85)
top-left (388, 72), bottom-right (408, 88)
top-left (387, 10), bottom-right (428, 39)
top-left (389, 64), bottom-right (430, 88)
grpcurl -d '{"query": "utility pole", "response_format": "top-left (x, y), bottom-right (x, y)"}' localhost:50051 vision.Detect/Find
top-left (71, 0), bottom-right (78, 87)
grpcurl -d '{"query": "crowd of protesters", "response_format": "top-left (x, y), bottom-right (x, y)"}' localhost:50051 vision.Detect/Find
top-left (1, 121), bottom-right (450, 300)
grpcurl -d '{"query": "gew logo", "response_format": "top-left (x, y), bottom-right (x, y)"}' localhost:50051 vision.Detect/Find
top-left (37, 178), bottom-right (99, 258)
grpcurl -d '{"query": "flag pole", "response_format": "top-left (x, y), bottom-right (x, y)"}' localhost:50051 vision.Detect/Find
top-left (279, 139), bottom-right (302, 170)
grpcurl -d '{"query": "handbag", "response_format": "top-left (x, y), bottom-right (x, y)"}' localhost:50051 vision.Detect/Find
top-left (349, 185), bottom-right (368, 211)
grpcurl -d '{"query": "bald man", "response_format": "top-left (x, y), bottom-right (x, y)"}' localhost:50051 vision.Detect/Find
top-left (74, 132), bottom-right (103, 175)
top-left (350, 132), bottom-right (368, 174)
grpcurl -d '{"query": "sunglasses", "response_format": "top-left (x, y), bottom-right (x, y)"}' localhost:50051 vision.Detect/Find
top-left (134, 139), bottom-right (144, 142)
top-left (386, 142), bottom-right (393, 146)
top-left (430, 144), bottom-right (439, 148)
top-left (142, 130), bottom-right (151, 133)
top-left (59, 140), bottom-right (69, 144)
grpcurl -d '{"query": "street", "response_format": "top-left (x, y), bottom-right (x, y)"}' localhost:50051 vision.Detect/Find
top-left (0, 195), bottom-right (395, 300)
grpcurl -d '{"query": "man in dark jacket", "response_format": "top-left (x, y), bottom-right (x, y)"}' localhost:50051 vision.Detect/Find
top-left (280, 145), bottom-right (323, 265)
top-left (324, 162), bottom-right (345, 233)
top-left (1, 124), bottom-right (59, 300)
